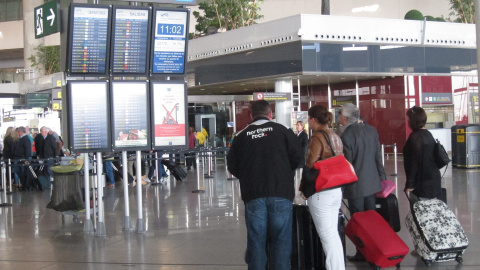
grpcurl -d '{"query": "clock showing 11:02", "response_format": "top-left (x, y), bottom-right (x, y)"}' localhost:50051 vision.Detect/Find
top-left (157, 24), bottom-right (184, 36)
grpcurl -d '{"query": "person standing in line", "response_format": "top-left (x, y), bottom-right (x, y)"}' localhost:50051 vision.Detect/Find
top-left (15, 127), bottom-right (32, 190)
top-left (186, 126), bottom-right (197, 170)
top-left (403, 106), bottom-right (442, 201)
top-left (3, 127), bottom-right (19, 187)
top-left (39, 127), bottom-right (58, 179)
top-left (295, 120), bottom-right (309, 199)
top-left (227, 100), bottom-right (303, 270)
top-left (338, 103), bottom-right (386, 262)
top-left (296, 120), bottom-right (309, 168)
top-left (299, 105), bottom-right (345, 270)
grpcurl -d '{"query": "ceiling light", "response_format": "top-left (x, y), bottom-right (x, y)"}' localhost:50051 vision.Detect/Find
top-left (352, 4), bottom-right (379, 13)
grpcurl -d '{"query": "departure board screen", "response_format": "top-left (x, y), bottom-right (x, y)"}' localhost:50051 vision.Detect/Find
top-left (151, 8), bottom-right (189, 74)
top-left (111, 81), bottom-right (151, 150)
top-left (111, 7), bottom-right (151, 76)
top-left (68, 81), bottom-right (111, 153)
top-left (150, 81), bottom-right (187, 149)
top-left (67, 4), bottom-right (111, 76)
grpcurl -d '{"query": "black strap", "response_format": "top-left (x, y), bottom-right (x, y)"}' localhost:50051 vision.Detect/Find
top-left (318, 130), bottom-right (336, 157)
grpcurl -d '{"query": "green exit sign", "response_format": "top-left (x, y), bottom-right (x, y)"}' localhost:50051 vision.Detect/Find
top-left (34, 0), bottom-right (60, 39)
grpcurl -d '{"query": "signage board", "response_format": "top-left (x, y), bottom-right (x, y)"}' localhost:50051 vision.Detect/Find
top-left (150, 81), bottom-right (187, 149)
top-left (67, 4), bottom-right (112, 76)
top-left (26, 93), bottom-right (51, 108)
top-left (422, 93), bottom-right (453, 104)
top-left (111, 6), bottom-right (152, 76)
top-left (253, 92), bottom-right (292, 101)
top-left (34, 0), bottom-right (60, 39)
top-left (67, 80), bottom-right (111, 153)
top-left (111, 81), bottom-right (151, 151)
top-left (151, 8), bottom-right (189, 75)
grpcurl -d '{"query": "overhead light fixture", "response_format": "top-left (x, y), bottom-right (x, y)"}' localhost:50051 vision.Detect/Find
top-left (352, 4), bottom-right (379, 13)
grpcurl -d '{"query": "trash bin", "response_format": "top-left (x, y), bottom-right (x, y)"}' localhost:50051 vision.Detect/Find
top-left (46, 165), bottom-right (84, 211)
top-left (451, 124), bottom-right (480, 168)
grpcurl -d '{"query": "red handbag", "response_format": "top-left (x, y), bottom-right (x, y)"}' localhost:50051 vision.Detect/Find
top-left (313, 131), bottom-right (358, 192)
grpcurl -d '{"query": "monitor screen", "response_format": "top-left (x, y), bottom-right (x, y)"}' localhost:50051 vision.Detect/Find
top-left (150, 81), bottom-right (187, 149)
top-left (111, 6), bottom-right (151, 76)
top-left (67, 4), bottom-right (111, 76)
top-left (151, 8), bottom-right (189, 75)
top-left (26, 93), bottom-right (50, 108)
top-left (68, 80), bottom-right (111, 153)
top-left (111, 81), bottom-right (151, 151)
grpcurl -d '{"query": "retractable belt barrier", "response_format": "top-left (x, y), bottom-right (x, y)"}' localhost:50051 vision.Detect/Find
top-left (381, 143), bottom-right (398, 176)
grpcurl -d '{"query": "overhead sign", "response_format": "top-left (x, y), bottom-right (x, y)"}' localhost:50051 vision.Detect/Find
top-left (34, 0), bottom-right (59, 39)
top-left (151, 8), bottom-right (189, 74)
top-left (253, 92), bottom-right (292, 101)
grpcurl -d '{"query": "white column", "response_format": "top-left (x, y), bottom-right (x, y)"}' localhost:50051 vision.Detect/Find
top-left (274, 79), bottom-right (293, 127)
top-left (23, 0), bottom-right (44, 77)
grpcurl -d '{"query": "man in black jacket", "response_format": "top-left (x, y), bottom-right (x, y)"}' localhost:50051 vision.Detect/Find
top-left (14, 126), bottom-right (32, 190)
top-left (38, 126), bottom-right (58, 178)
top-left (227, 100), bottom-right (303, 270)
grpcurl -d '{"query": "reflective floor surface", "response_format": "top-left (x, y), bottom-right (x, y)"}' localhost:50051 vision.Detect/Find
top-left (0, 157), bottom-right (479, 270)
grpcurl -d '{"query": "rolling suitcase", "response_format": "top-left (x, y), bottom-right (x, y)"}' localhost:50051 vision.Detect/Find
top-left (405, 198), bottom-right (468, 266)
top-left (267, 205), bottom-right (346, 270)
top-left (346, 210), bottom-right (409, 269)
top-left (375, 194), bottom-right (401, 232)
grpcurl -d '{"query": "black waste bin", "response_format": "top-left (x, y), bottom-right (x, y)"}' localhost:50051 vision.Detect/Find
top-left (451, 124), bottom-right (480, 168)
top-left (46, 170), bottom-right (84, 211)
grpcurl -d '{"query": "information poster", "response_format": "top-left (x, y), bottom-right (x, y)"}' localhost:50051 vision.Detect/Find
top-left (68, 4), bottom-right (111, 75)
top-left (111, 7), bottom-right (151, 75)
top-left (151, 8), bottom-right (189, 74)
top-left (111, 81), bottom-right (150, 150)
top-left (151, 81), bottom-right (187, 149)
top-left (68, 81), bottom-right (111, 152)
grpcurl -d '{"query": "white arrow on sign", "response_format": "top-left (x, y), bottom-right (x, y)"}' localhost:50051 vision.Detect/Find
top-left (47, 8), bottom-right (55, 26)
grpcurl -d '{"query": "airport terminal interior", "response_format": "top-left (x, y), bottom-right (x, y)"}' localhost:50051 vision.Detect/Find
top-left (0, 154), bottom-right (478, 270)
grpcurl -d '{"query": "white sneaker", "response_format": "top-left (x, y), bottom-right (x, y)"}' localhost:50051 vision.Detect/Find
top-left (144, 178), bottom-right (151, 183)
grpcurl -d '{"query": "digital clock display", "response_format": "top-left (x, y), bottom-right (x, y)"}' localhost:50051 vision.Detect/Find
top-left (151, 8), bottom-right (189, 74)
top-left (157, 24), bottom-right (184, 36)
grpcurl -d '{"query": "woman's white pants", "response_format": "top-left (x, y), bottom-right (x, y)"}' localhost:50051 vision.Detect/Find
top-left (307, 187), bottom-right (345, 270)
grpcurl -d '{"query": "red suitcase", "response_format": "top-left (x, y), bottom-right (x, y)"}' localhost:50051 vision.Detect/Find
top-left (345, 210), bottom-right (409, 269)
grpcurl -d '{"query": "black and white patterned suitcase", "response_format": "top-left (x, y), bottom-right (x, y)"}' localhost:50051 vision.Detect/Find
top-left (405, 198), bottom-right (468, 266)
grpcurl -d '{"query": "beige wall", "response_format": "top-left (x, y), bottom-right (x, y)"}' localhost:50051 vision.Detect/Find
top-left (0, 20), bottom-right (24, 50)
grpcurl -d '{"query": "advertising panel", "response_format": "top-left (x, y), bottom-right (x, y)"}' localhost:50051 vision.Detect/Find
top-left (150, 81), bottom-right (187, 149)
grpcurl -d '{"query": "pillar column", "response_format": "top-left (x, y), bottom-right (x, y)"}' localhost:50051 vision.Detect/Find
top-left (274, 79), bottom-right (294, 127)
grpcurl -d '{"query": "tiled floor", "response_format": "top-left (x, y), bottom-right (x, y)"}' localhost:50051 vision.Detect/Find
top-left (0, 156), bottom-right (478, 270)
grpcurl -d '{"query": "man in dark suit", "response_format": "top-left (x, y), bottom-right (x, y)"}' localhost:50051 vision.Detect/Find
top-left (339, 103), bottom-right (387, 262)
top-left (39, 126), bottom-right (58, 178)
top-left (14, 126), bottom-right (32, 190)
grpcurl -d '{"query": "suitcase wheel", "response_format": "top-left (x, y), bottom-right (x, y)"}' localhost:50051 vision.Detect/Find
top-left (369, 263), bottom-right (380, 270)
top-left (396, 263), bottom-right (401, 268)
top-left (422, 259), bottom-right (432, 267)
top-left (456, 256), bottom-right (463, 264)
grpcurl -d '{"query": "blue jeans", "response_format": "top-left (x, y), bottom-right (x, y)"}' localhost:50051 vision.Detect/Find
top-left (148, 159), bottom-right (168, 179)
top-left (245, 197), bottom-right (292, 270)
top-left (105, 161), bottom-right (115, 184)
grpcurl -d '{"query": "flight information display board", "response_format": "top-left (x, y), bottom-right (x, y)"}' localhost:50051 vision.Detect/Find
top-left (111, 81), bottom-right (151, 151)
top-left (111, 7), bottom-right (151, 76)
top-left (150, 81), bottom-right (187, 149)
top-left (68, 81), bottom-right (111, 153)
top-left (67, 4), bottom-right (111, 76)
top-left (151, 8), bottom-right (189, 75)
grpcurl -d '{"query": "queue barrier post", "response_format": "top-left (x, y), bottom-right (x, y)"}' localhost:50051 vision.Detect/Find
top-left (381, 143), bottom-right (398, 176)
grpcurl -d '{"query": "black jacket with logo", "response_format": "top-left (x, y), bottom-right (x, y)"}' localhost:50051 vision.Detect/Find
top-left (227, 117), bottom-right (303, 203)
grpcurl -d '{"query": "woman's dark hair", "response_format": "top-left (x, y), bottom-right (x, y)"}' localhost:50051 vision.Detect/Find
top-left (308, 105), bottom-right (332, 125)
top-left (406, 106), bottom-right (427, 130)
